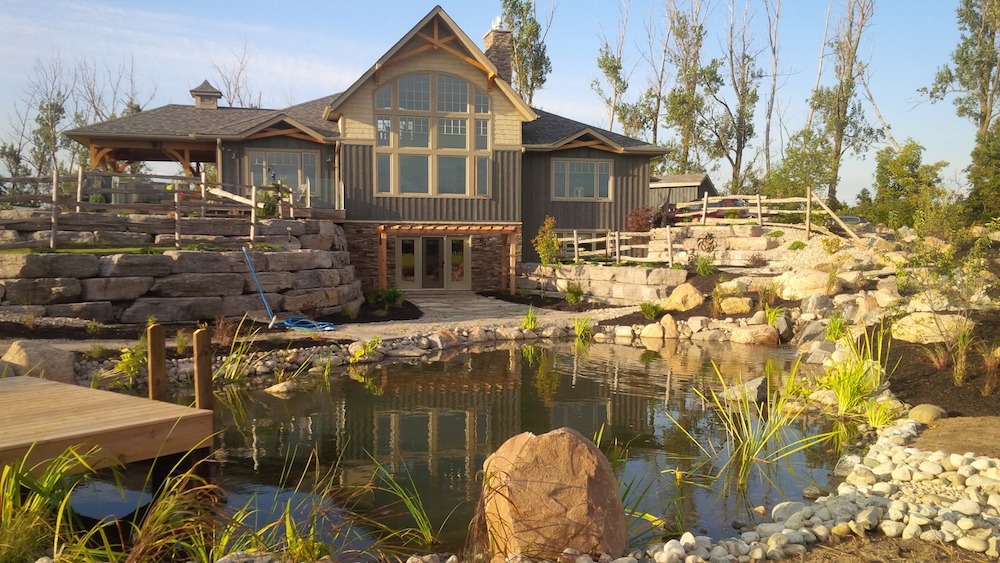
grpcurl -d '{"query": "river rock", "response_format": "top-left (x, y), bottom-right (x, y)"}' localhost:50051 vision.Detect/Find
top-left (775, 270), bottom-right (841, 300)
top-left (719, 297), bottom-right (753, 315)
top-left (482, 427), bottom-right (626, 561)
top-left (639, 323), bottom-right (664, 340)
top-left (659, 314), bottom-right (679, 338)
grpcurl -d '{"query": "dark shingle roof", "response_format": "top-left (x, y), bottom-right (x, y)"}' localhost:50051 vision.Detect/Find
top-left (522, 108), bottom-right (665, 153)
top-left (190, 80), bottom-right (222, 96)
top-left (67, 104), bottom-right (281, 139)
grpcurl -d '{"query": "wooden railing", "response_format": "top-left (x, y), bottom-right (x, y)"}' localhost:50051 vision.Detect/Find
top-left (555, 189), bottom-right (865, 265)
top-left (0, 171), bottom-right (311, 249)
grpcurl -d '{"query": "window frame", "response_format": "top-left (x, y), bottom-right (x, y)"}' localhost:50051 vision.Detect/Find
top-left (247, 148), bottom-right (320, 192)
top-left (550, 158), bottom-right (614, 202)
top-left (374, 72), bottom-right (491, 199)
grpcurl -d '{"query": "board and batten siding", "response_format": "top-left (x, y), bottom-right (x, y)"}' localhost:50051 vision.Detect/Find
top-left (521, 147), bottom-right (650, 260)
top-left (340, 144), bottom-right (521, 223)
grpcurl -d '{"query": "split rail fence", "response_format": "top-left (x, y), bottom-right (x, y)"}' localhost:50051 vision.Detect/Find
top-left (557, 189), bottom-right (863, 265)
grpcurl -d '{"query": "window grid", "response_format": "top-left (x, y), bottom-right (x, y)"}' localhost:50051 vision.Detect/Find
top-left (551, 159), bottom-right (613, 201)
top-left (374, 72), bottom-right (491, 198)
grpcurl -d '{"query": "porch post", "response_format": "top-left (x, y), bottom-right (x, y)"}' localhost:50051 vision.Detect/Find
top-left (508, 229), bottom-right (517, 295)
top-left (377, 227), bottom-right (388, 289)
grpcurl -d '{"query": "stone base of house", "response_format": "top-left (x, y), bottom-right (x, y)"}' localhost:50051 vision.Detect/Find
top-left (343, 222), bottom-right (521, 293)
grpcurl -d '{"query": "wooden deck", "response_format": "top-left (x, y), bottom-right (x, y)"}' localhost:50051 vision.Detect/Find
top-left (0, 376), bottom-right (213, 470)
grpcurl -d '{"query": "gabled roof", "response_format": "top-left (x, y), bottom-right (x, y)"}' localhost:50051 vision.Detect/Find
top-left (325, 5), bottom-right (536, 122)
top-left (522, 109), bottom-right (668, 155)
top-left (650, 173), bottom-right (717, 195)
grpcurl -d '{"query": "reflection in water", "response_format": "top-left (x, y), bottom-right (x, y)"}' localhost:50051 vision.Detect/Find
top-left (211, 340), bottom-right (836, 547)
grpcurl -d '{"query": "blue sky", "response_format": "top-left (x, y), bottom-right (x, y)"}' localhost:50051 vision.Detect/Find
top-left (0, 0), bottom-right (972, 204)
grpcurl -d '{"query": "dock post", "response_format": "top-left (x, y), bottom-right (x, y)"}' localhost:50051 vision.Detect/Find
top-left (147, 324), bottom-right (167, 402)
top-left (193, 328), bottom-right (213, 412)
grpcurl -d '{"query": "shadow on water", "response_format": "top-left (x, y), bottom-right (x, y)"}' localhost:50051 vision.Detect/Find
top-left (74, 339), bottom-right (839, 552)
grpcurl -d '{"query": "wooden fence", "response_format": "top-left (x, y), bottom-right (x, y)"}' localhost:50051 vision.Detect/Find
top-left (556, 189), bottom-right (864, 264)
top-left (0, 170), bottom-right (310, 249)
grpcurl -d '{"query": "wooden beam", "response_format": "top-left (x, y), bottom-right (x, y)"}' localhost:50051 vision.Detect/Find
top-left (244, 128), bottom-right (302, 140)
top-left (377, 229), bottom-right (388, 289)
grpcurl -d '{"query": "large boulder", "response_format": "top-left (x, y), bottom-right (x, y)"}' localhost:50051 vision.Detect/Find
top-left (891, 312), bottom-right (974, 344)
top-left (660, 283), bottom-right (705, 312)
top-left (730, 325), bottom-right (779, 346)
top-left (483, 427), bottom-right (626, 561)
top-left (775, 270), bottom-right (840, 300)
top-left (1, 340), bottom-right (76, 384)
top-left (719, 296), bottom-right (753, 315)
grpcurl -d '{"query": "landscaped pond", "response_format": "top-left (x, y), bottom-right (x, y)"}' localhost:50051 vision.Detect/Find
top-left (141, 338), bottom-right (840, 551)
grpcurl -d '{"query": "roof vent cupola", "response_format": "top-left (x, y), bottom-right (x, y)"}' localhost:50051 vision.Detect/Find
top-left (190, 80), bottom-right (223, 109)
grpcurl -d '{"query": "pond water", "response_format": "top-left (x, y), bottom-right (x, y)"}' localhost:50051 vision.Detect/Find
top-left (200, 339), bottom-right (838, 549)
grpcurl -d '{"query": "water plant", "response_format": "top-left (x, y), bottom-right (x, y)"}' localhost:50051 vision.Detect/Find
top-left (670, 361), bottom-right (832, 487)
top-left (639, 301), bottom-right (663, 320)
top-left (818, 328), bottom-right (894, 419)
top-left (565, 282), bottom-right (584, 305)
top-left (350, 336), bottom-right (382, 364)
top-left (520, 305), bottom-right (539, 331)
top-left (763, 303), bottom-right (785, 327)
top-left (371, 458), bottom-right (447, 548)
top-left (521, 344), bottom-right (542, 367)
top-left (214, 316), bottom-right (262, 384)
top-left (572, 316), bottom-right (592, 342)
top-left (825, 312), bottom-right (849, 342)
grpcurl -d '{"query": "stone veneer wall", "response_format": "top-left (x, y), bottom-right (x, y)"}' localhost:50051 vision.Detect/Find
top-left (646, 224), bottom-right (788, 266)
top-left (0, 249), bottom-right (363, 324)
top-left (517, 263), bottom-right (688, 305)
top-left (343, 222), bottom-right (519, 292)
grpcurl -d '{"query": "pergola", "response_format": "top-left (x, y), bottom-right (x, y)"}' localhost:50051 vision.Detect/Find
top-left (376, 224), bottom-right (520, 294)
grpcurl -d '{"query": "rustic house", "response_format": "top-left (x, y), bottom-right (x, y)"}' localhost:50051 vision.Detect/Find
top-left (67, 6), bottom-right (666, 292)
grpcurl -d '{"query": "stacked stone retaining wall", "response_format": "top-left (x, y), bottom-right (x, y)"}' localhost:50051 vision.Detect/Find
top-left (0, 249), bottom-right (362, 324)
top-left (646, 224), bottom-right (804, 266)
top-left (517, 263), bottom-right (689, 305)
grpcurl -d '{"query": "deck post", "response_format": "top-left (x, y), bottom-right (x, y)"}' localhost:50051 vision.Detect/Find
top-left (200, 172), bottom-right (207, 219)
top-left (615, 231), bottom-right (621, 263)
top-left (250, 186), bottom-right (258, 245)
top-left (147, 324), bottom-right (167, 402)
top-left (75, 168), bottom-right (84, 212)
top-left (509, 232), bottom-right (517, 295)
top-left (573, 230), bottom-right (579, 262)
top-left (174, 192), bottom-right (181, 248)
top-left (49, 168), bottom-right (59, 249)
top-left (667, 225), bottom-right (674, 266)
top-left (701, 193), bottom-right (709, 225)
top-left (756, 194), bottom-right (763, 226)
top-left (805, 189), bottom-right (812, 241)
top-left (193, 329), bottom-right (213, 412)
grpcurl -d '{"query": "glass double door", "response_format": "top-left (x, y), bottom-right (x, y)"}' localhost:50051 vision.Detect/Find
top-left (397, 236), bottom-right (470, 290)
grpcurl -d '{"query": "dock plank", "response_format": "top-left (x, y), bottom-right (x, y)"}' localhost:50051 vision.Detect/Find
top-left (0, 376), bottom-right (213, 470)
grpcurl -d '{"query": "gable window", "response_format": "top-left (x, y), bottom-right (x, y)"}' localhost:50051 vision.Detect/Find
top-left (552, 159), bottom-right (612, 200)
top-left (374, 72), bottom-right (491, 197)
top-left (249, 150), bottom-right (318, 205)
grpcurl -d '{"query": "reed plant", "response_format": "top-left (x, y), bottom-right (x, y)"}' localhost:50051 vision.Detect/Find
top-left (818, 327), bottom-right (895, 419)
top-left (370, 458), bottom-right (446, 548)
top-left (824, 312), bottom-right (849, 342)
top-left (978, 342), bottom-right (1000, 396)
top-left (572, 316), bottom-right (592, 342)
top-left (519, 306), bottom-right (539, 331)
top-left (950, 322), bottom-right (976, 386)
top-left (669, 361), bottom-right (832, 488)
top-left (921, 343), bottom-right (950, 369)
top-left (214, 317), bottom-right (261, 385)
top-left (521, 344), bottom-right (542, 367)
top-left (763, 304), bottom-right (785, 327)
top-left (175, 329), bottom-right (191, 355)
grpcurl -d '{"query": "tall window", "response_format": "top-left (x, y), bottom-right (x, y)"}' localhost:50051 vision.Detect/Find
top-left (374, 72), bottom-right (491, 197)
top-left (552, 159), bottom-right (612, 200)
top-left (249, 150), bottom-right (318, 192)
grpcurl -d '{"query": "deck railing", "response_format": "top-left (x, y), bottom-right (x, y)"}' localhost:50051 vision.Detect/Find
top-left (0, 171), bottom-right (338, 249)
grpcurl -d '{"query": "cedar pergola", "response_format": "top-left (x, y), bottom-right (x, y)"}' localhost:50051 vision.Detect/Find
top-left (376, 224), bottom-right (520, 294)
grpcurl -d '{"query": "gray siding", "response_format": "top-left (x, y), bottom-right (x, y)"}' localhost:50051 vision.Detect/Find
top-left (521, 148), bottom-right (650, 260)
top-left (650, 185), bottom-right (703, 209)
top-left (341, 144), bottom-right (521, 223)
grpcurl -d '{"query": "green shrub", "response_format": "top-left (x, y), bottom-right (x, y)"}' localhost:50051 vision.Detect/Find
top-left (694, 255), bottom-right (718, 276)
top-left (639, 302), bottom-right (663, 320)
top-left (788, 241), bottom-right (806, 251)
top-left (766, 230), bottom-right (784, 238)
top-left (532, 215), bottom-right (561, 266)
top-left (747, 253), bottom-right (768, 268)
top-left (821, 236), bottom-right (841, 254)
top-left (565, 283), bottom-right (584, 305)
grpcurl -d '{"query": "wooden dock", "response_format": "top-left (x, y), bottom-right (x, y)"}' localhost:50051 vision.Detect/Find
top-left (0, 376), bottom-right (213, 471)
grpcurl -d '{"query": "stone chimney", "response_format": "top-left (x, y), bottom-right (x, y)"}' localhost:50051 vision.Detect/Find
top-left (190, 80), bottom-right (223, 109)
top-left (484, 23), bottom-right (513, 83)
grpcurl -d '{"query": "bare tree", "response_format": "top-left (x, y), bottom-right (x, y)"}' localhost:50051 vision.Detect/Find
top-left (804, 0), bottom-right (834, 130)
top-left (858, 65), bottom-right (901, 151)
top-left (75, 55), bottom-right (156, 123)
top-left (762, 0), bottom-right (781, 173)
top-left (25, 55), bottom-right (75, 176)
top-left (213, 42), bottom-right (263, 108)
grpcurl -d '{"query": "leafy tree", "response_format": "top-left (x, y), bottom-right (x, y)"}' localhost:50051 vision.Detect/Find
top-left (532, 215), bottom-right (560, 265)
top-left (705, 3), bottom-right (762, 194)
top-left (661, 0), bottom-right (722, 174)
top-left (863, 140), bottom-right (948, 229)
top-left (759, 128), bottom-right (836, 200)
top-left (967, 118), bottom-right (1000, 222)
top-left (502, 0), bottom-right (553, 105)
top-left (809, 0), bottom-right (881, 207)
top-left (923, 0), bottom-right (1000, 138)
top-left (592, 1), bottom-right (631, 131)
